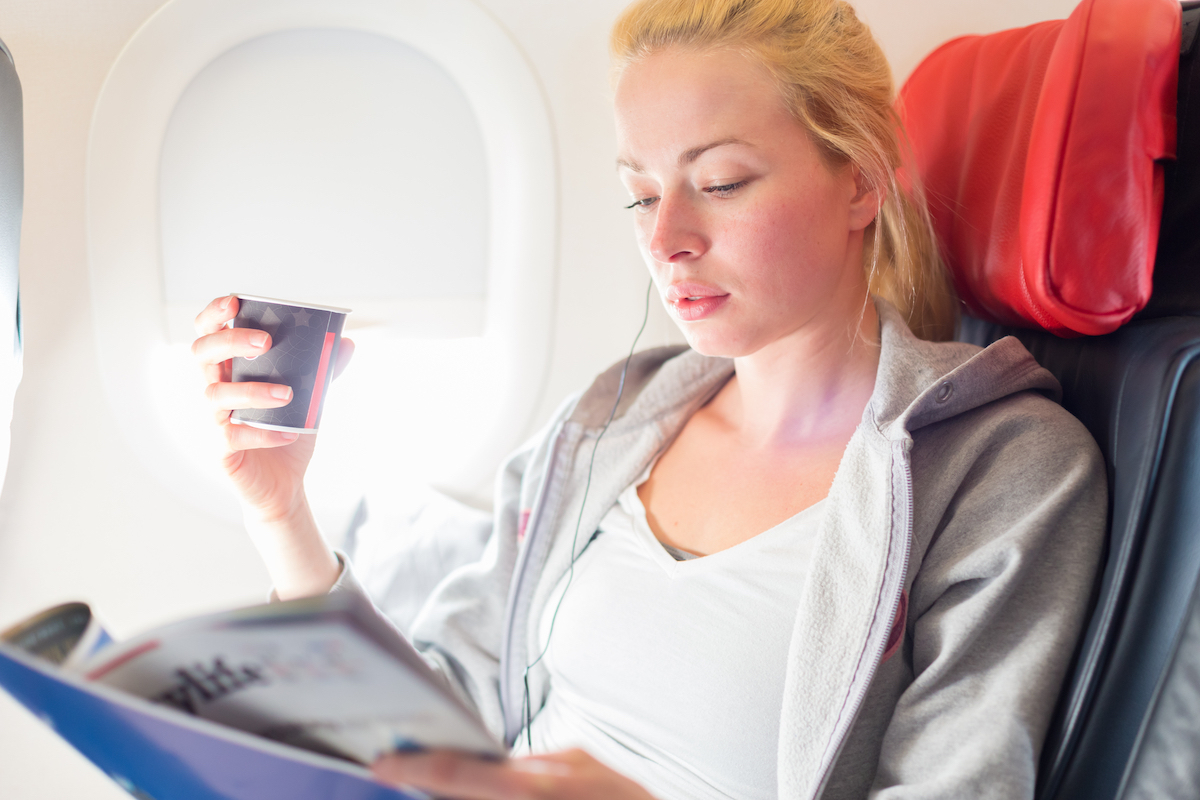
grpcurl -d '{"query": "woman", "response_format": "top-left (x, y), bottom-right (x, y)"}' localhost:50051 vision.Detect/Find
top-left (192, 0), bottom-right (1106, 797)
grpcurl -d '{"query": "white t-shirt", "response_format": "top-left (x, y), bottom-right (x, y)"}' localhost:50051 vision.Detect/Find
top-left (512, 480), bottom-right (824, 800)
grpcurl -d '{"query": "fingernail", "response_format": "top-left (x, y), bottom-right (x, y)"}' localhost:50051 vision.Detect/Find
top-left (280, 432), bottom-right (299, 442)
top-left (269, 385), bottom-right (292, 401)
top-left (220, 295), bottom-right (232, 311)
top-left (250, 331), bottom-right (268, 348)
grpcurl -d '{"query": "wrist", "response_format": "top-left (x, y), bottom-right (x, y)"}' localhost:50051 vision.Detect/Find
top-left (243, 493), bottom-right (342, 600)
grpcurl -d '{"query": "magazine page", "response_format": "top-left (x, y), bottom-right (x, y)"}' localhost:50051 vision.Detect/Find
top-left (74, 593), bottom-right (503, 765)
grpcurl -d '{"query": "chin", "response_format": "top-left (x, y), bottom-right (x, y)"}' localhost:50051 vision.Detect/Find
top-left (678, 327), bottom-right (759, 359)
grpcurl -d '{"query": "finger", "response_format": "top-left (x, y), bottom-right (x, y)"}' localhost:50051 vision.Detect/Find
top-left (332, 337), bottom-right (355, 381)
top-left (372, 752), bottom-right (551, 800)
top-left (192, 327), bottom-right (273, 386)
top-left (222, 420), bottom-right (301, 452)
top-left (512, 750), bottom-right (655, 800)
top-left (194, 294), bottom-right (240, 336)
top-left (206, 380), bottom-right (293, 415)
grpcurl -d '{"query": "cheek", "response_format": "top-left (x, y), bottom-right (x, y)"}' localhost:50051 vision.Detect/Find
top-left (632, 215), bottom-right (655, 258)
top-left (634, 218), bottom-right (651, 250)
top-left (720, 200), bottom-right (817, 285)
top-left (734, 191), bottom-right (848, 287)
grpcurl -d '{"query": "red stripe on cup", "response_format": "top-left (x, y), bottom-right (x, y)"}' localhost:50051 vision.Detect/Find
top-left (305, 333), bottom-right (337, 429)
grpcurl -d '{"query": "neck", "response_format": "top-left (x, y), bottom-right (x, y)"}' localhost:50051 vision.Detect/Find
top-left (718, 296), bottom-right (881, 449)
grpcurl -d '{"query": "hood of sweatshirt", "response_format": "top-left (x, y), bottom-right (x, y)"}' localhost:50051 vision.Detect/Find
top-left (568, 298), bottom-right (1062, 441)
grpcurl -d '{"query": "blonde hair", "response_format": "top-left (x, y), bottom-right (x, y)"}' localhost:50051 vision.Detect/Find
top-left (610, 0), bottom-right (957, 341)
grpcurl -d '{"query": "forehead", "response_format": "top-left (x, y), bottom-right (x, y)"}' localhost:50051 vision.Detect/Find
top-left (613, 47), bottom-right (801, 163)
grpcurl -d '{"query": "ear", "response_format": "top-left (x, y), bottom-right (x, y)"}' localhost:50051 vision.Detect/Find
top-left (847, 165), bottom-right (881, 232)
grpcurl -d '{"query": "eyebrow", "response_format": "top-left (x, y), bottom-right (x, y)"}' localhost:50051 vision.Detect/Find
top-left (616, 137), bottom-right (751, 173)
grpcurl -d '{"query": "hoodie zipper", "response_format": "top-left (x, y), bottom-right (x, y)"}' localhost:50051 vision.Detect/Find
top-left (498, 418), bottom-right (575, 742)
top-left (812, 440), bottom-right (913, 798)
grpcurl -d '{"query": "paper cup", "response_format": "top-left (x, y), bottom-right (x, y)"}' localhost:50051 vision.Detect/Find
top-left (229, 295), bottom-right (349, 434)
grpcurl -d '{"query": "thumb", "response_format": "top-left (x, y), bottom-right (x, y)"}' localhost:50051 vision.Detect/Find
top-left (333, 337), bottom-right (355, 380)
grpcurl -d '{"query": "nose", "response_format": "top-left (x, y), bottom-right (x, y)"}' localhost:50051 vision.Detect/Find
top-left (646, 192), bottom-right (707, 264)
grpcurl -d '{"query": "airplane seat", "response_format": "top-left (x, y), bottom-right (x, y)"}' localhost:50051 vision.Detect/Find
top-left (899, 0), bottom-right (1200, 798)
top-left (0, 38), bottom-right (21, 493)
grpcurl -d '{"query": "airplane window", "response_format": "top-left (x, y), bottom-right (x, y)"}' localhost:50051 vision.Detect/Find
top-left (86, 0), bottom-right (555, 535)
top-left (155, 28), bottom-right (501, 527)
top-left (159, 28), bottom-right (489, 343)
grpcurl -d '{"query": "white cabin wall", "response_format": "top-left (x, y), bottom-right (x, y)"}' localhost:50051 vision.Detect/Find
top-left (0, 0), bottom-right (1080, 796)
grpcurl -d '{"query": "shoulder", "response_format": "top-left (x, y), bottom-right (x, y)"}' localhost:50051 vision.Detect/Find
top-left (907, 385), bottom-right (1106, 593)
top-left (911, 386), bottom-right (1105, 521)
top-left (569, 345), bottom-right (732, 430)
top-left (881, 315), bottom-right (1107, 572)
top-left (872, 300), bottom-right (1065, 436)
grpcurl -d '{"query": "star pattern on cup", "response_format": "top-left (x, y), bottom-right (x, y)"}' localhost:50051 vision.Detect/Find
top-left (232, 301), bottom-right (341, 429)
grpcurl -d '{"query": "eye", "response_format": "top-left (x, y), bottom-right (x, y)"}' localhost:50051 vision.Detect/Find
top-left (624, 196), bottom-right (658, 211)
top-left (703, 180), bottom-right (748, 198)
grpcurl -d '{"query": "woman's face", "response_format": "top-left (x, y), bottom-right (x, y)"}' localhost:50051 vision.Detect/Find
top-left (614, 47), bottom-right (878, 358)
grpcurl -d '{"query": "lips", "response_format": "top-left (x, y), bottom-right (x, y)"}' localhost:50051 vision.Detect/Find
top-left (665, 282), bottom-right (729, 322)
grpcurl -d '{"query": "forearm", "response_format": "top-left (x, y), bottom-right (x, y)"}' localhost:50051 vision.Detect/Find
top-left (244, 492), bottom-right (341, 600)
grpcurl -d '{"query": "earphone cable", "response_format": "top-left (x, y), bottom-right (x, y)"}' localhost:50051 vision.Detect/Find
top-left (521, 277), bottom-right (654, 748)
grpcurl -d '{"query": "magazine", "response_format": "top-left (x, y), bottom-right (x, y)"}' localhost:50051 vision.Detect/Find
top-left (1, 592), bottom-right (503, 767)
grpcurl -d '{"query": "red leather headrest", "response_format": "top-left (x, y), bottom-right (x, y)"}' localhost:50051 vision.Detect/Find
top-left (898, 0), bottom-right (1181, 336)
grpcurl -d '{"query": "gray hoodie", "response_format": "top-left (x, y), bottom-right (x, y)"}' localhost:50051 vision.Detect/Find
top-left (338, 299), bottom-right (1107, 799)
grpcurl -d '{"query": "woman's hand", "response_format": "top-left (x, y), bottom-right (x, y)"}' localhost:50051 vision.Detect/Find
top-left (192, 294), bottom-right (355, 598)
top-left (372, 749), bottom-right (658, 800)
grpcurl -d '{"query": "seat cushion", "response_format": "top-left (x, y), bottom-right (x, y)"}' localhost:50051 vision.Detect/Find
top-left (899, 0), bottom-right (1180, 336)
